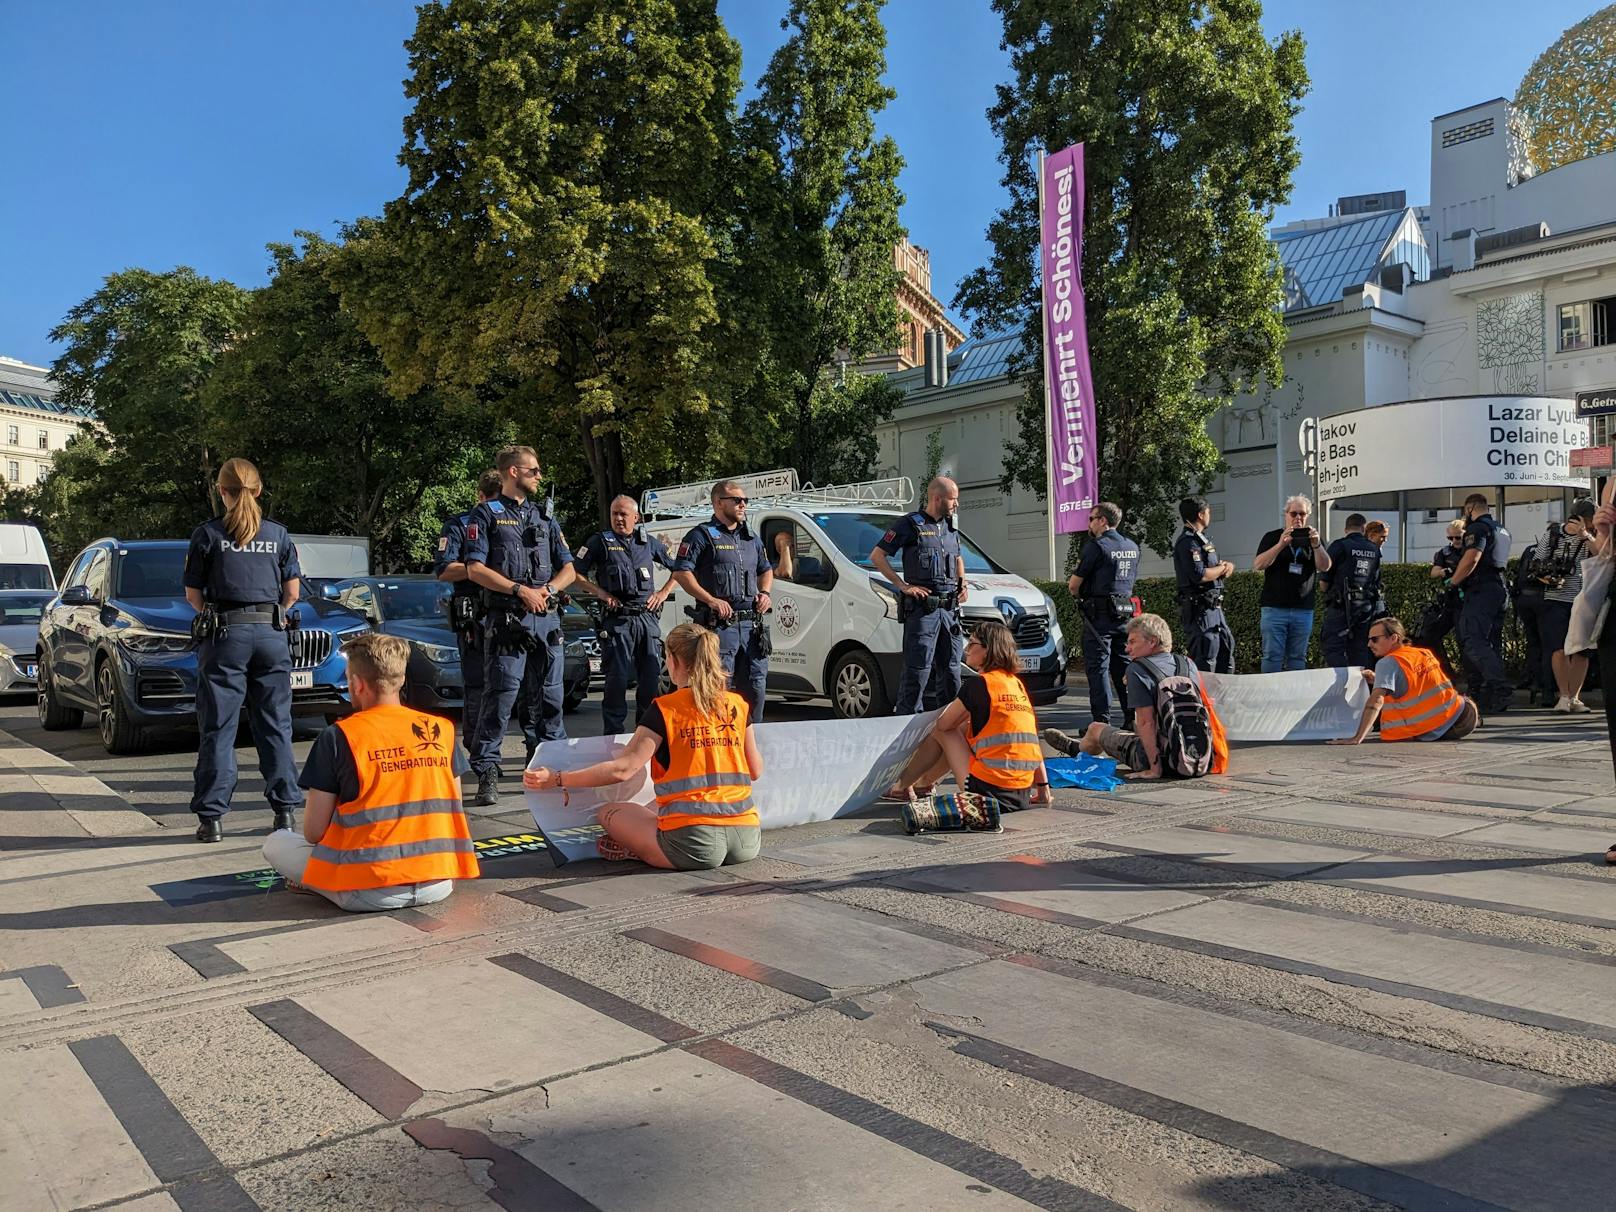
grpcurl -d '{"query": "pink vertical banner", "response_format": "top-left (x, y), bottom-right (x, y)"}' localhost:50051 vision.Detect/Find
top-left (1040, 143), bottom-right (1097, 534)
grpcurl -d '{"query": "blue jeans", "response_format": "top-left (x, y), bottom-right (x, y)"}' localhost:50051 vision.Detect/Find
top-left (1259, 606), bottom-right (1313, 672)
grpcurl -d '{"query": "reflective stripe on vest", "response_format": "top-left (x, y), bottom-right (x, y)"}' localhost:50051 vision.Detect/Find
top-left (301, 706), bottom-right (480, 893)
top-left (651, 687), bottom-right (758, 830)
top-left (966, 670), bottom-right (1043, 790)
top-left (1381, 645), bottom-right (1465, 741)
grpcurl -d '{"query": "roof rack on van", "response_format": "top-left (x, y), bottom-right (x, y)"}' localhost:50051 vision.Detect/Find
top-left (642, 471), bottom-right (916, 518)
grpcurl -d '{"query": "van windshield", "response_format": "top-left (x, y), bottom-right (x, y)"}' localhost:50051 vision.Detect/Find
top-left (0, 563), bottom-right (52, 590)
top-left (812, 513), bottom-right (1000, 574)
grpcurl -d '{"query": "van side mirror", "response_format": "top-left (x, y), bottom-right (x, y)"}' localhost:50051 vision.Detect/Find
top-left (60, 585), bottom-right (94, 606)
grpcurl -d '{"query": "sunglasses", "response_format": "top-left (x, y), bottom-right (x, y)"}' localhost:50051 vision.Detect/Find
top-left (513, 465), bottom-right (540, 476)
top-left (721, 495), bottom-right (750, 505)
top-left (1286, 510), bottom-right (1308, 518)
top-left (1367, 632), bottom-right (1391, 643)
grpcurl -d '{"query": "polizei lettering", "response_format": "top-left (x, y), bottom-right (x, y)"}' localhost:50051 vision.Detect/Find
top-left (221, 539), bottom-right (279, 554)
top-left (1046, 162), bottom-right (1088, 494)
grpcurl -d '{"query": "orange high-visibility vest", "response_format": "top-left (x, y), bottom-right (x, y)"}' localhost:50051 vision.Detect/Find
top-left (1380, 645), bottom-right (1465, 741)
top-left (966, 670), bottom-right (1043, 790)
top-left (301, 706), bottom-right (480, 892)
top-left (651, 687), bottom-right (758, 831)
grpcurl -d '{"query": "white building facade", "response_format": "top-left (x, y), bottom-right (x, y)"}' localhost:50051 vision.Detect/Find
top-left (0, 358), bottom-right (88, 490)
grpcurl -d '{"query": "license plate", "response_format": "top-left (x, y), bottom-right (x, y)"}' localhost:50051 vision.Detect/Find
top-left (290, 670), bottom-right (314, 689)
top-left (588, 658), bottom-right (602, 674)
top-left (23, 663), bottom-right (37, 680)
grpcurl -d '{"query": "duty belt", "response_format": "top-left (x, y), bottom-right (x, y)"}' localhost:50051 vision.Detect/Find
top-left (220, 607), bottom-right (277, 625)
top-left (607, 603), bottom-right (655, 616)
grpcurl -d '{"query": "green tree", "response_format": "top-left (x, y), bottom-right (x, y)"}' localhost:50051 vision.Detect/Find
top-left (955, 0), bottom-right (1307, 555)
top-left (337, 0), bottom-right (743, 524)
top-left (726, 0), bottom-right (907, 484)
top-left (207, 234), bottom-right (490, 572)
top-left (48, 267), bottom-right (249, 534)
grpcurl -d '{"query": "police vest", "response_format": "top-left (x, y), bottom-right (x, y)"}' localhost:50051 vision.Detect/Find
top-left (899, 511), bottom-right (962, 590)
top-left (694, 519), bottom-right (763, 605)
top-left (195, 517), bottom-right (292, 605)
top-left (1434, 545), bottom-right (1463, 576)
top-left (650, 687), bottom-right (758, 830)
top-left (1330, 534), bottom-right (1381, 604)
top-left (1083, 529), bottom-right (1141, 601)
top-left (301, 706), bottom-right (480, 893)
top-left (966, 670), bottom-right (1043, 791)
top-left (588, 529), bottom-right (656, 601)
top-left (1174, 528), bottom-right (1222, 604)
top-left (1380, 646), bottom-right (1465, 742)
top-left (478, 497), bottom-right (558, 588)
top-left (443, 512), bottom-right (477, 599)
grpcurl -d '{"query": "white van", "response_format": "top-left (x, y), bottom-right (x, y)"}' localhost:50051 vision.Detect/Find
top-left (641, 471), bottom-right (1068, 719)
top-left (0, 523), bottom-right (55, 590)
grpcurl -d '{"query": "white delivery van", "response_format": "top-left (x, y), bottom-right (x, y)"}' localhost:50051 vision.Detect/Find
top-left (0, 523), bottom-right (55, 590)
top-left (290, 534), bottom-right (372, 581)
top-left (641, 470), bottom-right (1068, 719)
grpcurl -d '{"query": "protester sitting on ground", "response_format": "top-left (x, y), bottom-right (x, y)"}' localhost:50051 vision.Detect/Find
top-left (263, 633), bottom-right (479, 911)
top-left (885, 620), bottom-right (1051, 810)
top-left (1327, 616), bottom-right (1479, 745)
top-left (1044, 613), bottom-right (1214, 780)
top-left (525, 622), bottom-right (762, 869)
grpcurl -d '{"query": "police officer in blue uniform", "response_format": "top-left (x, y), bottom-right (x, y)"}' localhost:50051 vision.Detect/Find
top-left (1322, 513), bottom-right (1385, 669)
top-left (463, 446), bottom-right (576, 805)
top-left (183, 458), bottom-right (302, 843)
top-left (1449, 492), bottom-right (1513, 713)
top-left (1068, 501), bottom-right (1141, 727)
top-left (573, 494), bottom-right (676, 735)
top-left (1172, 496), bottom-right (1235, 673)
top-left (871, 475), bottom-right (968, 713)
top-left (671, 479), bottom-right (773, 720)
top-left (435, 468), bottom-right (501, 762)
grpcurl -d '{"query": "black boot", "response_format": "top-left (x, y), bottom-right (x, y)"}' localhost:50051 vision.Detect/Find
top-left (472, 770), bottom-right (500, 807)
top-left (195, 818), bottom-right (223, 843)
top-left (272, 808), bottom-right (296, 832)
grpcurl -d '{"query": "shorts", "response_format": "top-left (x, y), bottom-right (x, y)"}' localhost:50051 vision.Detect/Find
top-left (965, 774), bottom-right (1030, 812)
top-left (1094, 725), bottom-right (1150, 772)
top-left (657, 822), bottom-right (762, 871)
top-left (1539, 600), bottom-right (1573, 655)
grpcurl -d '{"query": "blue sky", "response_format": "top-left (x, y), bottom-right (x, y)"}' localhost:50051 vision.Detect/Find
top-left (0, 0), bottom-right (1600, 366)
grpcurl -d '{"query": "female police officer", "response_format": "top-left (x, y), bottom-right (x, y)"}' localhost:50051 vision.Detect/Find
top-left (183, 458), bottom-right (303, 842)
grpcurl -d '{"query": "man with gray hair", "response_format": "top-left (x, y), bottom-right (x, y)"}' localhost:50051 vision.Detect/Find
top-left (1044, 613), bottom-right (1198, 779)
top-left (1252, 494), bottom-right (1331, 672)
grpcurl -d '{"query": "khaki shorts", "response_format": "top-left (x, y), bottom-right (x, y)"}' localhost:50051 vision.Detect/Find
top-left (657, 823), bottom-right (762, 871)
top-left (1094, 725), bottom-right (1150, 772)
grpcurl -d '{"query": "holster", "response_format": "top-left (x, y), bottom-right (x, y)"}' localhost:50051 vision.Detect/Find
top-left (191, 607), bottom-right (223, 645)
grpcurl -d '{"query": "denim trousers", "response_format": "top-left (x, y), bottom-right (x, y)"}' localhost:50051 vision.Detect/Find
top-left (1259, 606), bottom-right (1314, 672)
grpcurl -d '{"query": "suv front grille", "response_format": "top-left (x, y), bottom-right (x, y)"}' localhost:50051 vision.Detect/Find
top-left (137, 669), bottom-right (189, 705)
top-left (289, 630), bottom-right (333, 670)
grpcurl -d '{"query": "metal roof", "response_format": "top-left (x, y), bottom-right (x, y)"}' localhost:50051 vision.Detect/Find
top-left (945, 329), bottom-right (1025, 385)
top-left (0, 389), bottom-right (94, 418)
top-left (1272, 209), bottom-right (1410, 312)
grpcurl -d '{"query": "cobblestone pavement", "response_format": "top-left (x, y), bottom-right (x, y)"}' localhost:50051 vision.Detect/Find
top-left (2, 693), bottom-right (1613, 1211)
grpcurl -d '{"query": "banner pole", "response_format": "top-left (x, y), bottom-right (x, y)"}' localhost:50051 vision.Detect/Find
top-left (1038, 149), bottom-right (1058, 583)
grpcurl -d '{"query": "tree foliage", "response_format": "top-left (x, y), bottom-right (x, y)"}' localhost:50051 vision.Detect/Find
top-left (955, 0), bottom-right (1308, 555)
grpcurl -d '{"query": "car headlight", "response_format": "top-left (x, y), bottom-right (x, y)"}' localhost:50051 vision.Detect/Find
top-left (564, 639), bottom-right (586, 658)
top-left (413, 640), bottom-right (458, 664)
top-left (870, 577), bottom-right (900, 620)
top-left (1043, 593), bottom-right (1064, 648)
top-left (118, 627), bottom-right (193, 655)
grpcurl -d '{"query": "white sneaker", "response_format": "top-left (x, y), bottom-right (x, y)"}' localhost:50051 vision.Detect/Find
top-left (1569, 698), bottom-right (1592, 714)
top-left (1554, 696), bottom-right (1573, 713)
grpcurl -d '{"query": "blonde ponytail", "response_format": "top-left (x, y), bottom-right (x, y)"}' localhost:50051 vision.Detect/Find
top-left (665, 622), bottom-right (728, 718)
top-left (217, 458), bottom-right (264, 546)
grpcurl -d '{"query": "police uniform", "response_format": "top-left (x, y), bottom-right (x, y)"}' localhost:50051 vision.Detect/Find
top-left (1456, 512), bottom-right (1512, 710)
top-left (673, 516), bottom-right (772, 720)
top-left (435, 508), bottom-right (484, 759)
top-left (1073, 527), bottom-right (1141, 725)
top-left (462, 494), bottom-right (573, 775)
top-left (1172, 526), bottom-right (1234, 673)
top-left (1322, 531), bottom-right (1383, 668)
top-left (182, 516), bottom-right (302, 827)
top-left (876, 510), bottom-right (965, 714)
top-left (574, 526), bottom-right (674, 735)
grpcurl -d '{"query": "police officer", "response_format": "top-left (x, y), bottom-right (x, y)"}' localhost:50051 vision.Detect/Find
top-left (183, 458), bottom-right (302, 843)
top-left (573, 494), bottom-right (677, 735)
top-left (670, 479), bottom-right (773, 720)
top-left (1172, 496), bottom-right (1235, 673)
top-left (1448, 492), bottom-right (1513, 713)
top-left (1322, 513), bottom-right (1384, 669)
top-left (1067, 501), bottom-right (1141, 727)
top-left (435, 468), bottom-right (501, 761)
top-left (463, 446), bottom-right (576, 805)
top-left (870, 475), bottom-right (968, 714)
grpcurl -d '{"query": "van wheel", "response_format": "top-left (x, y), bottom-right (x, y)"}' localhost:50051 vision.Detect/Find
top-left (829, 649), bottom-right (891, 720)
top-left (38, 664), bottom-right (83, 731)
top-left (97, 662), bottom-right (147, 755)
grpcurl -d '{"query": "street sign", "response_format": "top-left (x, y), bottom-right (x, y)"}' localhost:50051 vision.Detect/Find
top-left (1575, 389), bottom-right (1616, 418)
top-left (1297, 417), bottom-right (1317, 456)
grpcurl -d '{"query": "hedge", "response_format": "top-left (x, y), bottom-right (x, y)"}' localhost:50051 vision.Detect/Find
top-left (1035, 564), bottom-right (1534, 679)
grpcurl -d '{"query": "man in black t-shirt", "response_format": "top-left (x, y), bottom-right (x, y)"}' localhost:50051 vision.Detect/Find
top-left (1251, 495), bottom-right (1332, 672)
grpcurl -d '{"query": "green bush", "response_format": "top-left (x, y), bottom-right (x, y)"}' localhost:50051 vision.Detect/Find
top-left (1037, 564), bottom-right (1531, 678)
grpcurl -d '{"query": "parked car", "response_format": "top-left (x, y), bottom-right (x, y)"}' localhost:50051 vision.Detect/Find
top-left (0, 589), bottom-right (53, 695)
top-left (36, 539), bottom-right (370, 754)
top-left (324, 576), bottom-right (592, 714)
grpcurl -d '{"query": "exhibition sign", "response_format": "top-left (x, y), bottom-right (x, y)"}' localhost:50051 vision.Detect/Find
top-left (1314, 396), bottom-right (1587, 502)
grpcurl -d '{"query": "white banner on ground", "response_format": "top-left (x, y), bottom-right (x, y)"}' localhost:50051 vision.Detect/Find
top-left (524, 710), bottom-right (941, 865)
top-left (1202, 668), bottom-right (1367, 741)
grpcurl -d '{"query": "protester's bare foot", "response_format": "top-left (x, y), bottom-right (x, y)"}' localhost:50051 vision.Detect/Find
top-left (597, 836), bottom-right (634, 862)
top-left (1079, 722), bottom-right (1108, 757)
top-left (1605, 844), bottom-right (1616, 866)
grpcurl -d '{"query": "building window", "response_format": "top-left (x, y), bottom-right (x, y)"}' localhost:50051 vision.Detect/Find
top-left (1560, 296), bottom-right (1614, 352)
top-left (5, 461), bottom-right (17, 482)
top-left (36, 429), bottom-right (48, 450)
top-left (35, 464), bottom-right (48, 484)
top-left (5, 425), bottom-right (15, 445)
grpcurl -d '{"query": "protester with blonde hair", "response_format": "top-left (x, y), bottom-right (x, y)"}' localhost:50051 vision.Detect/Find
top-left (183, 458), bottom-right (303, 843)
top-left (526, 622), bottom-right (763, 869)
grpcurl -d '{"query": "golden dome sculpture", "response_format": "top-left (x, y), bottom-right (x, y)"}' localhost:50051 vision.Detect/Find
top-left (1514, 5), bottom-right (1616, 173)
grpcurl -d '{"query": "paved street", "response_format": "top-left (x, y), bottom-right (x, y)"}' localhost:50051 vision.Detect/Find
top-left (4, 690), bottom-right (1616, 1210)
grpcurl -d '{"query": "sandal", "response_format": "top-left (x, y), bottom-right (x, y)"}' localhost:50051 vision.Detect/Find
top-left (596, 836), bottom-right (634, 862)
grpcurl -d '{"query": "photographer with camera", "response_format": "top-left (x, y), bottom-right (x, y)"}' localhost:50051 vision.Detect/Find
top-left (1534, 500), bottom-right (1595, 713)
top-left (1511, 526), bottom-right (1552, 705)
top-left (1252, 495), bottom-right (1332, 672)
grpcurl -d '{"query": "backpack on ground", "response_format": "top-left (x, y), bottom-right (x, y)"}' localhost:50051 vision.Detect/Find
top-left (1144, 655), bottom-right (1214, 778)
